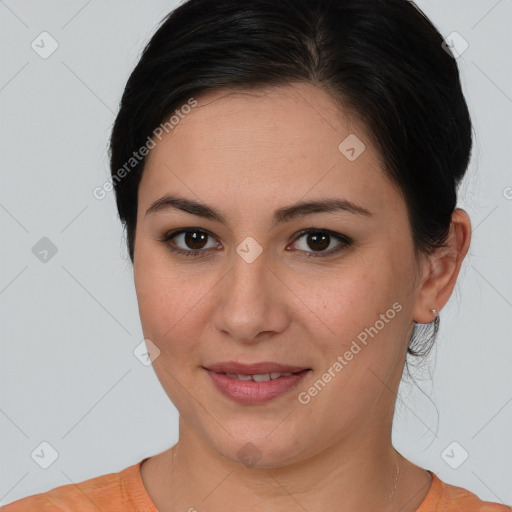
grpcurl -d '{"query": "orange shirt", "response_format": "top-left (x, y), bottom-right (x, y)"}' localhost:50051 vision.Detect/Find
top-left (2, 458), bottom-right (511, 512)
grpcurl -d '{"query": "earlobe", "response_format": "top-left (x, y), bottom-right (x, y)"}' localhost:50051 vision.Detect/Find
top-left (412, 208), bottom-right (472, 324)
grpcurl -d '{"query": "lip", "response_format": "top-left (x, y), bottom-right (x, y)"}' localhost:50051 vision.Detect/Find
top-left (203, 363), bottom-right (311, 404)
top-left (204, 361), bottom-right (310, 374)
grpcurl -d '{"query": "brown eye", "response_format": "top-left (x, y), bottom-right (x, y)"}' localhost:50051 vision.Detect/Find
top-left (160, 228), bottom-right (220, 257)
top-left (290, 229), bottom-right (352, 257)
top-left (305, 232), bottom-right (330, 251)
top-left (183, 230), bottom-right (209, 250)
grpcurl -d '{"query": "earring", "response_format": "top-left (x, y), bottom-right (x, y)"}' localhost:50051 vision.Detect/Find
top-left (432, 308), bottom-right (438, 321)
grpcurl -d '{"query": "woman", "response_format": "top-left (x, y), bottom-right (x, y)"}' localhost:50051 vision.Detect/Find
top-left (3, 0), bottom-right (510, 511)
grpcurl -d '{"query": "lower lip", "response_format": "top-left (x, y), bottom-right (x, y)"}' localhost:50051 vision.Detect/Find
top-left (205, 369), bottom-right (311, 404)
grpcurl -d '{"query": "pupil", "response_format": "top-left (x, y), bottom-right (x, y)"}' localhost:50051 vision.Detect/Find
top-left (308, 232), bottom-right (329, 251)
top-left (185, 231), bottom-right (207, 249)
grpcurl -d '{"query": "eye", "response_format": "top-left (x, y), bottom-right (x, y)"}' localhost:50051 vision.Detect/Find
top-left (159, 227), bottom-right (352, 259)
top-left (288, 229), bottom-right (352, 258)
top-left (159, 228), bottom-right (221, 258)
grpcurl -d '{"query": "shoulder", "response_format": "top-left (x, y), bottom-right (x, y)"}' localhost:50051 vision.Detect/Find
top-left (419, 472), bottom-right (512, 512)
top-left (0, 462), bottom-right (142, 512)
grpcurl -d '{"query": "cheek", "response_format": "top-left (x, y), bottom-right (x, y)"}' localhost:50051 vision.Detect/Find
top-left (134, 230), bottom-right (413, 361)
top-left (293, 258), bottom-right (411, 395)
top-left (134, 246), bottom-right (181, 337)
top-left (133, 251), bottom-right (219, 363)
top-left (134, 267), bottom-right (206, 410)
top-left (296, 266), bottom-right (407, 406)
top-left (135, 273), bottom-right (200, 341)
top-left (298, 262), bottom-right (399, 339)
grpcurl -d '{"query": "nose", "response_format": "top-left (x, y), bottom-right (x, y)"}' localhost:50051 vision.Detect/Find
top-left (212, 251), bottom-right (290, 343)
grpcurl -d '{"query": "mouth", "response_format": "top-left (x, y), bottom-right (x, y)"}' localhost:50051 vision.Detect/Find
top-left (203, 361), bottom-right (311, 375)
top-left (202, 362), bottom-right (312, 404)
top-left (209, 369), bottom-right (310, 382)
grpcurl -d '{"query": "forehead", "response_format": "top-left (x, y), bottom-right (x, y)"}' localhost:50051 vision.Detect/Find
top-left (161, 84), bottom-right (364, 157)
top-left (140, 83), bottom-right (401, 220)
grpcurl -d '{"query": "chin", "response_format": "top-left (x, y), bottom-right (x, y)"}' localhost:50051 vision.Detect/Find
top-left (204, 425), bottom-right (313, 470)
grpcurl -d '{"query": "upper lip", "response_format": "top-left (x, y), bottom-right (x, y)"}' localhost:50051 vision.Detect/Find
top-left (204, 361), bottom-right (310, 375)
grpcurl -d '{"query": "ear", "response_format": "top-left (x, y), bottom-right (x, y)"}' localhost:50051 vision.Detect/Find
top-left (412, 208), bottom-right (472, 324)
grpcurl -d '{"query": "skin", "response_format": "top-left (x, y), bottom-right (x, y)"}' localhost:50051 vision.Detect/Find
top-left (133, 83), bottom-right (472, 512)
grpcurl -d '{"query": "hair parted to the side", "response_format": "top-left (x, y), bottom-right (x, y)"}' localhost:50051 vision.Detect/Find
top-left (108, 0), bottom-right (472, 362)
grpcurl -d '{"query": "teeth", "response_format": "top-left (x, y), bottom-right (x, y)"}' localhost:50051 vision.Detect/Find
top-left (224, 372), bottom-right (295, 381)
top-left (252, 373), bottom-right (271, 382)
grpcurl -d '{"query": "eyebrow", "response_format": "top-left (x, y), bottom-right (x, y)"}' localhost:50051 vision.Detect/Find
top-left (145, 194), bottom-right (372, 226)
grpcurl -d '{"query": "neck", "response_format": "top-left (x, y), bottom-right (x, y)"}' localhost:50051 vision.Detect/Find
top-left (157, 417), bottom-right (404, 512)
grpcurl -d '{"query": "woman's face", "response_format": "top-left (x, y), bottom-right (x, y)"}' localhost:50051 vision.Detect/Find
top-left (133, 84), bottom-right (424, 467)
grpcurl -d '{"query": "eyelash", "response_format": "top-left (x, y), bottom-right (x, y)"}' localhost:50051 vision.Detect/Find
top-left (158, 228), bottom-right (353, 259)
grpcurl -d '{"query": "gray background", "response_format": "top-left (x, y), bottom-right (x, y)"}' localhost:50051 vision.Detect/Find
top-left (1, 0), bottom-right (511, 506)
